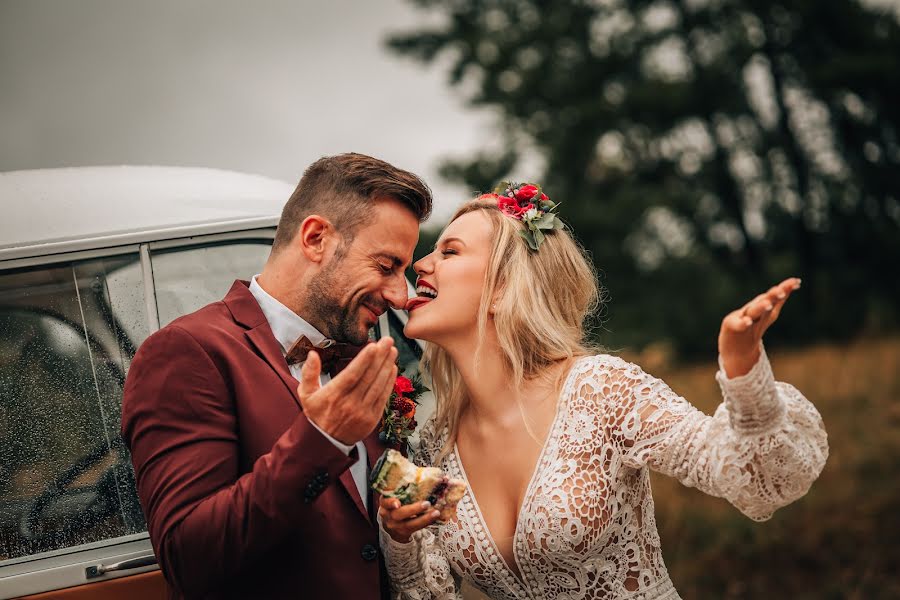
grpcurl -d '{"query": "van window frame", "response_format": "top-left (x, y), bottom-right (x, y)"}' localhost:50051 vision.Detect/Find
top-left (0, 225), bottom-right (428, 598)
top-left (0, 227), bottom-right (274, 598)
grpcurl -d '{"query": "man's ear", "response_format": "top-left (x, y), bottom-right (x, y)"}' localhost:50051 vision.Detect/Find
top-left (295, 215), bottom-right (335, 264)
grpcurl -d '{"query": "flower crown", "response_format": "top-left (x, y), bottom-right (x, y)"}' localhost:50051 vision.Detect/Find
top-left (485, 181), bottom-right (564, 251)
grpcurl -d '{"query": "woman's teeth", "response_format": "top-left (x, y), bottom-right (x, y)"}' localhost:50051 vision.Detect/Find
top-left (416, 285), bottom-right (437, 299)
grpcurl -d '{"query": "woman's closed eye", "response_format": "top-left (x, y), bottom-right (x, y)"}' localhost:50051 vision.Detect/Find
top-left (441, 249), bottom-right (458, 256)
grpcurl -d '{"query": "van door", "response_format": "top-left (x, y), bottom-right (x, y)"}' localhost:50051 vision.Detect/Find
top-left (0, 253), bottom-right (163, 599)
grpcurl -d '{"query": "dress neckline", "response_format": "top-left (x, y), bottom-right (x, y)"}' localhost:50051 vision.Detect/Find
top-left (451, 356), bottom-right (587, 594)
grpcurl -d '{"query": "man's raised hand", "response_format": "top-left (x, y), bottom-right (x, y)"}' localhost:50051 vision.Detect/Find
top-left (298, 337), bottom-right (398, 445)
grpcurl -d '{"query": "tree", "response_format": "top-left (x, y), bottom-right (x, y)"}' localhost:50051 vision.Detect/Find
top-left (389, 0), bottom-right (900, 355)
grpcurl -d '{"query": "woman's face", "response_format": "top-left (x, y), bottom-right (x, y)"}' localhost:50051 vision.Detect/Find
top-left (404, 210), bottom-right (494, 343)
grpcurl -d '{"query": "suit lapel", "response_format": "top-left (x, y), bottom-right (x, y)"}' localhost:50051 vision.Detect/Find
top-left (224, 280), bottom-right (373, 521)
top-left (363, 428), bottom-right (393, 523)
top-left (340, 467), bottom-right (367, 520)
top-left (245, 326), bottom-right (301, 408)
top-left (363, 429), bottom-right (388, 472)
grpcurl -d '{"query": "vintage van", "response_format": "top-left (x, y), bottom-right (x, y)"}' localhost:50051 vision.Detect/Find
top-left (0, 166), bottom-right (426, 599)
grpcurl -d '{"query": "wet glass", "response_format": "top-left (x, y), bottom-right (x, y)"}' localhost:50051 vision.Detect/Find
top-left (0, 255), bottom-right (148, 564)
top-left (151, 241), bottom-right (271, 327)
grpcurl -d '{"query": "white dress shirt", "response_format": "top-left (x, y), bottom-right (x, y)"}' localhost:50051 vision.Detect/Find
top-left (248, 275), bottom-right (369, 508)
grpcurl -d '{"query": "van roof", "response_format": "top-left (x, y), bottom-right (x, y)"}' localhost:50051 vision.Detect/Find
top-left (0, 166), bottom-right (294, 262)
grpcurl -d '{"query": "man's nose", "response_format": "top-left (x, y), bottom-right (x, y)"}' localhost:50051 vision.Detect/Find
top-left (384, 274), bottom-right (410, 310)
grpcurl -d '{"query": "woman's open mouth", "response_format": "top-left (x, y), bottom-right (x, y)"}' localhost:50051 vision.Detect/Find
top-left (405, 281), bottom-right (437, 312)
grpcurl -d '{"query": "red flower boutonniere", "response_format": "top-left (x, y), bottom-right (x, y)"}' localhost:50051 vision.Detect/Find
top-left (379, 372), bottom-right (428, 448)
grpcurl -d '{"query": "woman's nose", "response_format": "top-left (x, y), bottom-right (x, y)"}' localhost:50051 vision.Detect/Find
top-left (413, 253), bottom-right (434, 276)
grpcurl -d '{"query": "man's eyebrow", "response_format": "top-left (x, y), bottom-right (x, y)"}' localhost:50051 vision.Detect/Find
top-left (375, 252), bottom-right (406, 268)
top-left (434, 236), bottom-right (467, 250)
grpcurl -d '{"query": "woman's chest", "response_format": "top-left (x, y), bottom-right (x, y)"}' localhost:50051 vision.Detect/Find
top-left (442, 429), bottom-right (647, 582)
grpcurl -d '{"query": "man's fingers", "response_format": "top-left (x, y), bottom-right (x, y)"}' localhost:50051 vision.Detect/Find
top-left (361, 338), bottom-right (396, 390)
top-left (330, 340), bottom-right (385, 391)
top-left (335, 338), bottom-right (393, 394)
top-left (365, 358), bottom-right (397, 413)
top-left (298, 351), bottom-right (322, 399)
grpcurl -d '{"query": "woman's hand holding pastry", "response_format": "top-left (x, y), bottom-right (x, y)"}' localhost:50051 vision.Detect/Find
top-left (379, 497), bottom-right (441, 543)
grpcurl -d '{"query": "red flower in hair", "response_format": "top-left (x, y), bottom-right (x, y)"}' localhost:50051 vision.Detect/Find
top-left (515, 184), bottom-right (540, 202)
top-left (498, 196), bottom-right (529, 217)
top-left (491, 180), bottom-right (563, 251)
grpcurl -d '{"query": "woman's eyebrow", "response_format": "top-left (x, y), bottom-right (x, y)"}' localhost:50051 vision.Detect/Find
top-left (434, 236), bottom-right (467, 249)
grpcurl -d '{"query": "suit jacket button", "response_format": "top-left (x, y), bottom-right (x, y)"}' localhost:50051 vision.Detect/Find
top-left (361, 543), bottom-right (378, 562)
top-left (304, 482), bottom-right (323, 502)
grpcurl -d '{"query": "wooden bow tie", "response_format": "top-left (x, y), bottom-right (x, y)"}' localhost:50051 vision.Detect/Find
top-left (285, 337), bottom-right (364, 374)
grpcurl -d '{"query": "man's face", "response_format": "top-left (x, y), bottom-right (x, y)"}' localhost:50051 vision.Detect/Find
top-left (306, 198), bottom-right (419, 345)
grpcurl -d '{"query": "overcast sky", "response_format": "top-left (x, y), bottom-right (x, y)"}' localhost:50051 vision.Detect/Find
top-left (0, 0), bottom-right (493, 224)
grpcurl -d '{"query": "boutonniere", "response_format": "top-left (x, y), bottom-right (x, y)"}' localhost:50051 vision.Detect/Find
top-left (379, 372), bottom-right (427, 448)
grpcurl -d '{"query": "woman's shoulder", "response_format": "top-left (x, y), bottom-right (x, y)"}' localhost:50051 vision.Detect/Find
top-left (569, 352), bottom-right (649, 381)
top-left (563, 353), bottom-right (655, 404)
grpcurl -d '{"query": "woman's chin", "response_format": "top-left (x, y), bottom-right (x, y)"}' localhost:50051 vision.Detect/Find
top-left (403, 311), bottom-right (435, 342)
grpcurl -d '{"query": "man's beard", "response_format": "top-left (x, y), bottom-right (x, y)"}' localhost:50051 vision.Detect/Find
top-left (305, 265), bottom-right (381, 346)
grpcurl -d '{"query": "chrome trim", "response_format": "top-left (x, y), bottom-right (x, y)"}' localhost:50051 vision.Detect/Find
top-left (0, 537), bottom-right (157, 599)
top-left (0, 244), bottom-right (141, 271)
top-left (147, 227), bottom-right (276, 251)
top-left (85, 552), bottom-right (158, 579)
top-left (0, 216), bottom-right (279, 263)
top-left (140, 244), bottom-right (160, 332)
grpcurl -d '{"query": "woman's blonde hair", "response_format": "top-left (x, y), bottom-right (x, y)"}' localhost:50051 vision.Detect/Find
top-left (424, 195), bottom-right (603, 462)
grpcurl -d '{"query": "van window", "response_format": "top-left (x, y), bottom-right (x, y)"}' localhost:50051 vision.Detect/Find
top-left (0, 255), bottom-right (148, 563)
top-left (151, 241), bottom-right (271, 327)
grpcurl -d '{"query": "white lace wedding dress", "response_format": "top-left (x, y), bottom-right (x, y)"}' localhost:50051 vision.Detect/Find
top-left (380, 347), bottom-right (828, 599)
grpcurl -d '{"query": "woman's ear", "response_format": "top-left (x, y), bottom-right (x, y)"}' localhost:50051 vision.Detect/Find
top-left (488, 289), bottom-right (504, 316)
top-left (295, 215), bottom-right (334, 263)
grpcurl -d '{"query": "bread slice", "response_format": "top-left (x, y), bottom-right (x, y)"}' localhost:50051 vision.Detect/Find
top-left (370, 449), bottom-right (467, 522)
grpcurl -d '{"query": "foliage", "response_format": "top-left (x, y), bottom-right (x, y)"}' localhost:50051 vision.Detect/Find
top-left (390, 0), bottom-right (900, 355)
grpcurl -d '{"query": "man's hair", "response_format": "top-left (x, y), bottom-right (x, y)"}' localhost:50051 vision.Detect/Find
top-left (272, 152), bottom-right (433, 253)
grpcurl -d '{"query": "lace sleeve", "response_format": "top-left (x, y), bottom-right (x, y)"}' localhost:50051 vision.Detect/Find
top-left (379, 415), bottom-right (462, 599)
top-left (592, 345), bottom-right (828, 521)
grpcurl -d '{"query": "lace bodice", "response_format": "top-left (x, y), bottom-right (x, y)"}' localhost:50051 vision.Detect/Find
top-left (381, 348), bottom-right (828, 599)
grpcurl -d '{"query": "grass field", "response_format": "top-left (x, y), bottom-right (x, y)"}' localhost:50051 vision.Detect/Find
top-left (463, 337), bottom-right (900, 599)
top-left (647, 337), bottom-right (900, 599)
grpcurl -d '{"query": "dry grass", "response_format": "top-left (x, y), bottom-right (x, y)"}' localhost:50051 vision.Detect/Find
top-left (460, 338), bottom-right (900, 599)
top-left (647, 337), bottom-right (900, 599)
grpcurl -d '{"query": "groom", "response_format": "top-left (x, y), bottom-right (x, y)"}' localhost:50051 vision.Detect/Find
top-left (121, 153), bottom-right (432, 599)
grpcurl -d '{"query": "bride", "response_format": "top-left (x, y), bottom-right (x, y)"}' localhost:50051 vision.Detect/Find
top-left (377, 183), bottom-right (828, 599)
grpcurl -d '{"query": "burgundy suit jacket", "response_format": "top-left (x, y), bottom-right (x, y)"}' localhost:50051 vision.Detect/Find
top-left (121, 280), bottom-right (390, 599)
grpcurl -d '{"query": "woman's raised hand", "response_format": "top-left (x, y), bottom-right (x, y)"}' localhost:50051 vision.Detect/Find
top-left (718, 277), bottom-right (801, 378)
top-left (378, 497), bottom-right (441, 543)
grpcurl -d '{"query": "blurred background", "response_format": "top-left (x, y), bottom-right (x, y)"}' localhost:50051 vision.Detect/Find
top-left (2, 0), bottom-right (899, 597)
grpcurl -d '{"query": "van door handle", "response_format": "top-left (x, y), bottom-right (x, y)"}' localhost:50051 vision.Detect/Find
top-left (85, 553), bottom-right (158, 579)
